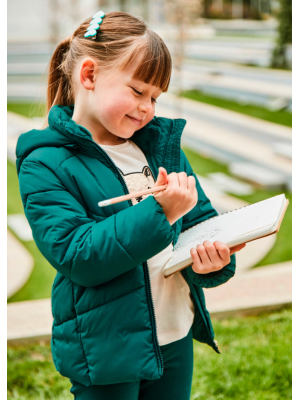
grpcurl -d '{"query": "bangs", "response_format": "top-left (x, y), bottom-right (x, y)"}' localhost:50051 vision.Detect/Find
top-left (117, 32), bottom-right (172, 92)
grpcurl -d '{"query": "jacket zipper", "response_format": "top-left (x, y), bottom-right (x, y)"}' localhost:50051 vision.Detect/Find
top-left (96, 146), bottom-right (164, 376)
top-left (144, 259), bottom-right (164, 375)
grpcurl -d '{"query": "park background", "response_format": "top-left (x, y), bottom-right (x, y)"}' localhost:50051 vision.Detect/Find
top-left (7, 0), bottom-right (292, 399)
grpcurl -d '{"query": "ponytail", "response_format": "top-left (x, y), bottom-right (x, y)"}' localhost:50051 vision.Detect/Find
top-left (47, 36), bottom-right (74, 113)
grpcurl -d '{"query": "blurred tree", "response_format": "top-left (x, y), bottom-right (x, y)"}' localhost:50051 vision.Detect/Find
top-left (201, 0), bottom-right (274, 19)
top-left (119, 0), bottom-right (126, 12)
top-left (163, 0), bottom-right (203, 116)
top-left (49, 0), bottom-right (60, 44)
top-left (271, 0), bottom-right (292, 69)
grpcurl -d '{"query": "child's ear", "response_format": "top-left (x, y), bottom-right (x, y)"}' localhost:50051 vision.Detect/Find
top-left (79, 58), bottom-right (97, 90)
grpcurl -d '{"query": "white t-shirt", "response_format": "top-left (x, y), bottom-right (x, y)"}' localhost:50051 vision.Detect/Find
top-left (97, 139), bottom-right (195, 346)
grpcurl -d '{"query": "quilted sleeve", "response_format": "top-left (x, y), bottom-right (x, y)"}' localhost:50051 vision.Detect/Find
top-left (18, 159), bottom-right (175, 287)
top-left (180, 148), bottom-right (236, 288)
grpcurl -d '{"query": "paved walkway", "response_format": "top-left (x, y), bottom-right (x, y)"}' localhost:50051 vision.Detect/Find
top-left (204, 261), bottom-right (292, 317)
top-left (8, 261), bottom-right (291, 345)
top-left (8, 299), bottom-right (53, 344)
top-left (7, 229), bottom-right (34, 299)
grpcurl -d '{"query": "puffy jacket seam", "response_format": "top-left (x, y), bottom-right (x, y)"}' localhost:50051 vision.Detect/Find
top-left (20, 159), bottom-right (71, 208)
top-left (114, 214), bottom-right (139, 264)
top-left (23, 189), bottom-right (64, 211)
top-left (70, 228), bottom-right (90, 283)
top-left (54, 284), bottom-right (145, 327)
top-left (25, 190), bottom-right (96, 218)
top-left (54, 154), bottom-right (77, 173)
top-left (71, 281), bottom-right (92, 385)
top-left (75, 154), bottom-right (107, 190)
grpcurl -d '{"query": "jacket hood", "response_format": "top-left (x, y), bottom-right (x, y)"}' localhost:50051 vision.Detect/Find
top-left (16, 104), bottom-right (187, 174)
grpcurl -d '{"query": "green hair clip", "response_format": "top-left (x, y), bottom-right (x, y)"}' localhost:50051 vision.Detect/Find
top-left (84, 11), bottom-right (105, 39)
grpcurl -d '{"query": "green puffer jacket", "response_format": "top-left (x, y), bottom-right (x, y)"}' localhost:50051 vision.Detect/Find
top-left (16, 105), bottom-right (236, 386)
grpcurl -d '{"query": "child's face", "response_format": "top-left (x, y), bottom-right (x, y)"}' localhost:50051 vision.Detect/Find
top-left (76, 56), bottom-right (163, 142)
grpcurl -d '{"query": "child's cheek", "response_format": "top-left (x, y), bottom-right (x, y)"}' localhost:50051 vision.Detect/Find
top-left (105, 96), bottom-right (133, 121)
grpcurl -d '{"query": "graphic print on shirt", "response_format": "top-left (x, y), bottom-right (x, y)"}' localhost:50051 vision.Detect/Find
top-left (119, 165), bottom-right (156, 205)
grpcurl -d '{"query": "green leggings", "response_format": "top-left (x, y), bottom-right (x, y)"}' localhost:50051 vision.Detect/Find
top-left (70, 326), bottom-right (194, 400)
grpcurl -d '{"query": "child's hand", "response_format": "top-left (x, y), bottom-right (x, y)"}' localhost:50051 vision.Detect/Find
top-left (190, 240), bottom-right (246, 274)
top-left (153, 167), bottom-right (198, 226)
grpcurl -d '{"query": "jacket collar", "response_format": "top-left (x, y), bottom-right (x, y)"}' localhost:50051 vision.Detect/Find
top-left (48, 105), bottom-right (186, 174)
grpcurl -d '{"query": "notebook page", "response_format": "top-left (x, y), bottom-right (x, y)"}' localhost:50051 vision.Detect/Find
top-left (166, 194), bottom-right (285, 269)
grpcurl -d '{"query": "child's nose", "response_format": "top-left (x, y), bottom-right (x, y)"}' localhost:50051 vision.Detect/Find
top-left (138, 99), bottom-right (153, 114)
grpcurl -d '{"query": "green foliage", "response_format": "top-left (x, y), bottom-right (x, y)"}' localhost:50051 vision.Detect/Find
top-left (182, 147), bottom-right (292, 267)
top-left (7, 308), bottom-right (292, 399)
top-left (7, 160), bottom-right (56, 302)
top-left (181, 90), bottom-right (292, 127)
top-left (271, 0), bottom-right (292, 69)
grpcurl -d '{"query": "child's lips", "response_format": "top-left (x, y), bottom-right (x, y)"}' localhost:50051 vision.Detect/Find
top-left (126, 115), bottom-right (143, 126)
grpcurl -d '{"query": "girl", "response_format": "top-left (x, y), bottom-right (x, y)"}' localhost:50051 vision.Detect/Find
top-left (16, 11), bottom-right (245, 400)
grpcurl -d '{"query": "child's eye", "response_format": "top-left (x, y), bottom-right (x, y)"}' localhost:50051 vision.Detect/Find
top-left (132, 87), bottom-right (142, 96)
top-left (131, 87), bottom-right (157, 104)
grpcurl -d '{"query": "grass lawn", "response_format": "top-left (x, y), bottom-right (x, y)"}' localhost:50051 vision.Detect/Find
top-left (7, 307), bottom-right (292, 400)
top-left (181, 89), bottom-right (292, 128)
top-left (7, 103), bottom-right (46, 119)
top-left (182, 147), bottom-right (292, 267)
top-left (7, 160), bottom-right (56, 303)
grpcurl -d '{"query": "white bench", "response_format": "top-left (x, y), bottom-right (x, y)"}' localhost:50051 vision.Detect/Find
top-left (229, 162), bottom-right (286, 190)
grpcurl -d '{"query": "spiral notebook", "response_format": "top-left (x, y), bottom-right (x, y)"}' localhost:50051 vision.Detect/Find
top-left (163, 194), bottom-right (289, 278)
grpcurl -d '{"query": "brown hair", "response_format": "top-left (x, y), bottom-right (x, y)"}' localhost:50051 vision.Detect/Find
top-left (47, 11), bottom-right (172, 114)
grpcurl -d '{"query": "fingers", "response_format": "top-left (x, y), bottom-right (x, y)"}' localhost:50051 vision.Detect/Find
top-left (187, 175), bottom-right (196, 191)
top-left (178, 173), bottom-right (196, 192)
top-left (191, 241), bottom-right (241, 276)
top-left (166, 172), bottom-right (179, 188)
top-left (159, 167), bottom-right (168, 183)
top-left (203, 240), bottom-right (222, 265)
top-left (178, 172), bottom-right (188, 188)
top-left (190, 247), bottom-right (205, 273)
top-left (190, 241), bottom-right (226, 274)
top-left (213, 241), bottom-right (231, 264)
top-left (190, 245), bottom-right (217, 274)
top-left (196, 244), bottom-right (211, 265)
top-left (154, 167), bottom-right (168, 189)
top-left (157, 170), bottom-right (196, 192)
top-left (167, 171), bottom-right (196, 192)
top-left (229, 243), bottom-right (246, 255)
